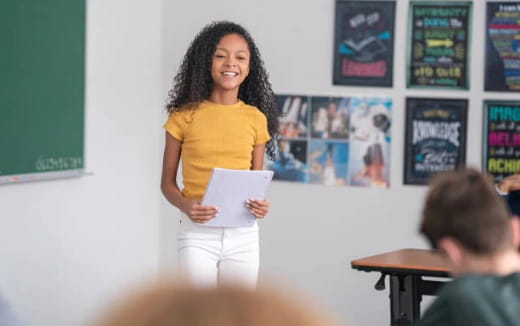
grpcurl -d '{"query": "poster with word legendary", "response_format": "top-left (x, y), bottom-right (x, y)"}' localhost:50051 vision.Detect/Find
top-left (407, 2), bottom-right (472, 89)
top-left (267, 94), bottom-right (392, 188)
top-left (404, 98), bottom-right (467, 185)
top-left (483, 101), bottom-right (520, 182)
top-left (333, 1), bottom-right (396, 87)
top-left (485, 3), bottom-right (520, 91)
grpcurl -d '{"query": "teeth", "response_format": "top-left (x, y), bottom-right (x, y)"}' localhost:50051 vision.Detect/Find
top-left (223, 72), bottom-right (237, 76)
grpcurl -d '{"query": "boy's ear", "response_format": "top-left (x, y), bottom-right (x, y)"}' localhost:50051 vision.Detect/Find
top-left (510, 217), bottom-right (520, 248)
top-left (437, 237), bottom-right (463, 266)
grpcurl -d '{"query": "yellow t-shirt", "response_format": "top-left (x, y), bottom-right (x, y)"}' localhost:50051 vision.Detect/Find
top-left (164, 100), bottom-right (271, 199)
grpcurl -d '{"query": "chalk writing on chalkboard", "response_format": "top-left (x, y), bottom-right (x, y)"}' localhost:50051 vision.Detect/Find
top-left (407, 2), bottom-right (472, 89)
top-left (35, 156), bottom-right (83, 172)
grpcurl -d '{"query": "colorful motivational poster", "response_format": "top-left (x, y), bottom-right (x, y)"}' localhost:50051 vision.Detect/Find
top-left (267, 94), bottom-right (392, 188)
top-left (483, 101), bottom-right (520, 182)
top-left (407, 2), bottom-right (472, 89)
top-left (333, 1), bottom-right (396, 87)
top-left (485, 3), bottom-right (520, 91)
top-left (404, 98), bottom-right (467, 185)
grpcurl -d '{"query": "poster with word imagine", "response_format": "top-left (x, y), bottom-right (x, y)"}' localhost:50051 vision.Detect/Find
top-left (485, 3), bottom-right (520, 91)
top-left (407, 2), bottom-right (472, 89)
top-left (483, 101), bottom-right (520, 182)
top-left (404, 98), bottom-right (467, 185)
top-left (267, 94), bottom-right (392, 188)
top-left (333, 1), bottom-right (395, 87)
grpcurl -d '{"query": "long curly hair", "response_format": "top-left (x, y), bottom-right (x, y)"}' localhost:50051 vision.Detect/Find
top-left (166, 21), bottom-right (280, 159)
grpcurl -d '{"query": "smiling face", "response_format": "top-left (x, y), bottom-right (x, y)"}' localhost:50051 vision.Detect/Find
top-left (210, 33), bottom-right (250, 97)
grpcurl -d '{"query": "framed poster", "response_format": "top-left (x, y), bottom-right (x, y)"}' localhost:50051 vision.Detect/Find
top-left (485, 2), bottom-right (520, 91)
top-left (404, 98), bottom-right (468, 185)
top-left (407, 2), bottom-right (472, 89)
top-left (333, 1), bottom-right (396, 87)
top-left (483, 101), bottom-right (520, 182)
top-left (268, 94), bottom-right (392, 188)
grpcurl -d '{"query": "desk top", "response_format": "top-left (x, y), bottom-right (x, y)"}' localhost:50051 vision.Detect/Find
top-left (351, 248), bottom-right (450, 277)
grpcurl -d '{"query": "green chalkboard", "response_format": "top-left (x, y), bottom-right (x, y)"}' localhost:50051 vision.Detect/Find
top-left (0, 0), bottom-right (86, 184)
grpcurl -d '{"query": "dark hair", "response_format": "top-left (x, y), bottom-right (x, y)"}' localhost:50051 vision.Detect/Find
top-left (166, 21), bottom-right (280, 159)
top-left (420, 167), bottom-right (512, 255)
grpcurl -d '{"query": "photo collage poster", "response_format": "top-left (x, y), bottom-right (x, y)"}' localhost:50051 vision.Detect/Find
top-left (407, 1), bottom-right (472, 89)
top-left (483, 101), bottom-right (520, 182)
top-left (485, 2), bottom-right (520, 91)
top-left (404, 98), bottom-right (468, 185)
top-left (266, 95), bottom-right (392, 188)
top-left (333, 1), bottom-right (395, 87)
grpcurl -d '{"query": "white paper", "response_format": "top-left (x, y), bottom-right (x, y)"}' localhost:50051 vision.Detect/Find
top-left (200, 168), bottom-right (274, 227)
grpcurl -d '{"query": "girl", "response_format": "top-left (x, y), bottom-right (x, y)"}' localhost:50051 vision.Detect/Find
top-left (161, 21), bottom-right (280, 288)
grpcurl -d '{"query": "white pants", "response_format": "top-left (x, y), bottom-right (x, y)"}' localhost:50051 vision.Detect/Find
top-left (177, 214), bottom-right (259, 288)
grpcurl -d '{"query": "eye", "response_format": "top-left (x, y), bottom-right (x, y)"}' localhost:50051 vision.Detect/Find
top-left (214, 54), bottom-right (226, 58)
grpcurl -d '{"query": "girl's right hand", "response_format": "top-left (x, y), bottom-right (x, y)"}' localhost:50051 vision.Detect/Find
top-left (182, 199), bottom-right (219, 223)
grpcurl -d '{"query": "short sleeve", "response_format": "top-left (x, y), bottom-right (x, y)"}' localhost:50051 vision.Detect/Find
top-left (255, 112), bottom-right (270, 145)
top-left (163, 111), bottom-right (186, 141)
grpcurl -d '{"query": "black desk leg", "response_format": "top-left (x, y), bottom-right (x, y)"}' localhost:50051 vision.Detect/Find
top-left (389, 275), bottom-right (421, 326)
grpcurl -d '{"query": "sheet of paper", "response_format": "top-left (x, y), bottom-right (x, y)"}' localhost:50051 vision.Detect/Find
top-left (200, 168), bottom-right (274, 227)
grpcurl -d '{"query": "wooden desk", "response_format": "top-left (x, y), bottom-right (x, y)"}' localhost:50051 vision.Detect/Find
top-left (351, 249), bottom-right (451, 326)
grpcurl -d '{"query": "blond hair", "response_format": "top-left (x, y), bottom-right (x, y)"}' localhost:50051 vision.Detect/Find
top-left (96, 282), bottom-right (342, 326)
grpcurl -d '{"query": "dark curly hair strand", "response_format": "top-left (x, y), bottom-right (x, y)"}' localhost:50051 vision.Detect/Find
top-left (166, 21), bottom-right (280, 160)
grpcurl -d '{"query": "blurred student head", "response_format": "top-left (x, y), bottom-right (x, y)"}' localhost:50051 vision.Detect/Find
top-left (420, 167), bottom-right (520, 276)
top-left (95, 281), bottom-right (342, 326)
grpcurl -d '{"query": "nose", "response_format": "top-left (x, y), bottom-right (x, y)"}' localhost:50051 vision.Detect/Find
top-left (224, 60), bottom-right (236, 67)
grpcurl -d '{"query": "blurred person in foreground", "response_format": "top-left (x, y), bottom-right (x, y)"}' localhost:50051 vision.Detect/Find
top-left (94, 281), bottom-right (343, 326)
top-left (415, 167), bottom-right (520, 326)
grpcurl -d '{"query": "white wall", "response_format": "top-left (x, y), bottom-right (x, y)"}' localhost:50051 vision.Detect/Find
top-left (161, 1), bottom-right (520, 325)
top-left (0, 1), bottom-right (164, 325)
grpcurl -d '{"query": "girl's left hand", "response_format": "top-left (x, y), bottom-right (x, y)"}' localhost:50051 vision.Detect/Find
top-left (246, 198), bottom-right (269, 219)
